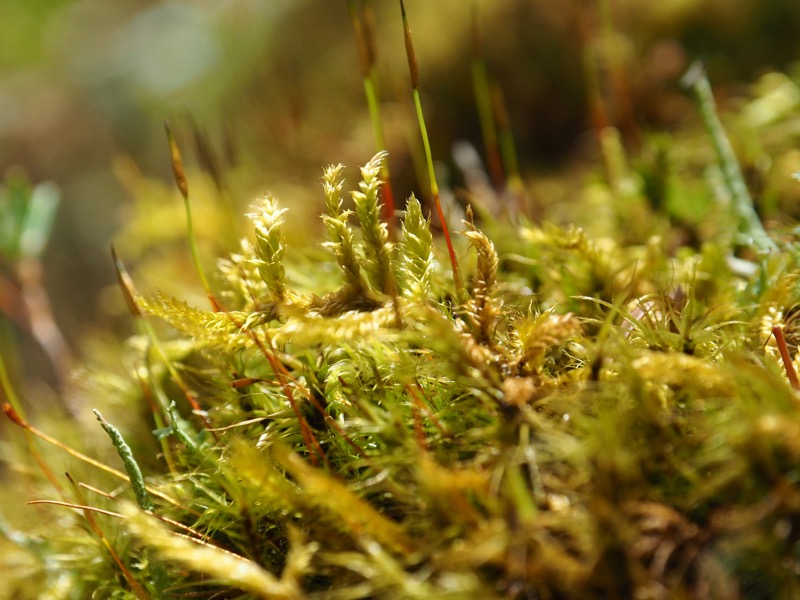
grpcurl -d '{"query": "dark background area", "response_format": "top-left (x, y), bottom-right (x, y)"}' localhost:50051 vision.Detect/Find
top-left (1, 0), bottom-right (800, 394)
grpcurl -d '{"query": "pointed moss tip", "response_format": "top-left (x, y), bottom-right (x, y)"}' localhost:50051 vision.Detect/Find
top-left (400, 0), bottom-right (419, 90)
top-left (110, 245), bottom-right (143, 318)
top-left (2, 403), bottom-right (25, 427)
top-left (680, 61), bottom-right (703, 88)
top-left (165, 122), bottom-right (189, 200)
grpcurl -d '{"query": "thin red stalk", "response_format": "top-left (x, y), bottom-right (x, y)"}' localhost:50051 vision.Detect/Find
top-left (28, 499), bottom-right (124, 519)
top-left (227, 280), bottom-right (369, 462)
top-left (227, 314), bottom-right (327, 467)
top-left (380, 179), bottom-right (397, 240)
top-left (772, 326), bottom-right (800, 390)
top-left (78, 482), bottom-right (117, 501)
top-left (76, 482), bottom-right (214, 547)
top-left (231, 377), bottom-right (268, 389)
top-left (410, 396), bottom-right (428, 451)
top-left (28, 435), bottom-right (65, 495)
top-left (271, 364), bottom-right (325, 467)
top-left (406, 384), bottom-right (430, 450)
top-left (65, 473), bottom-right (151, 600)
top-left (406, 383), bottom-right (447, 437)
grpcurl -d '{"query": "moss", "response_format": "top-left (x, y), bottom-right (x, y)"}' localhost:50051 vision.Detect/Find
top-left (4, 4), bottom-right (800, 599)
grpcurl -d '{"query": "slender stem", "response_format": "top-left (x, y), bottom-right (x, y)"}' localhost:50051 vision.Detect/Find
top-left (28, 499), bottom-right (124, 519)
top-left (772, 326), bottom-right (800, 391)
top-left (183, 191), bottom-right (212, 294)
top-left (411, 91), bottom-right (464, 293)
top-left (164, 123), bottom-right (221, 308)
top-left (400, 0), bottom-right (464, 296)
top-left (411, 90), bottom-right (438, 203)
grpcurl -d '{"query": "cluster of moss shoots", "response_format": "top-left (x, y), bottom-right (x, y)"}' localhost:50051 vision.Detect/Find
top-left (4, 2), bottom-right (800, 599)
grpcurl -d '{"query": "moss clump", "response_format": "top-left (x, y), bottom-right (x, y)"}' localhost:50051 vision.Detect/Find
top-left (7, 141), bottom-right (800, 597)
top-left (4, 5), bottom-right (800, 600)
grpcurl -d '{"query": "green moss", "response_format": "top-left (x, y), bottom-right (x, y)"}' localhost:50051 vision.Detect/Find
top-left (4, 5), bottom-right (800, 600)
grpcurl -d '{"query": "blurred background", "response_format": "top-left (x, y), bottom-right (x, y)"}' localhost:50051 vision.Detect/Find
top-left (1, 0), bottom-right (800, 410)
